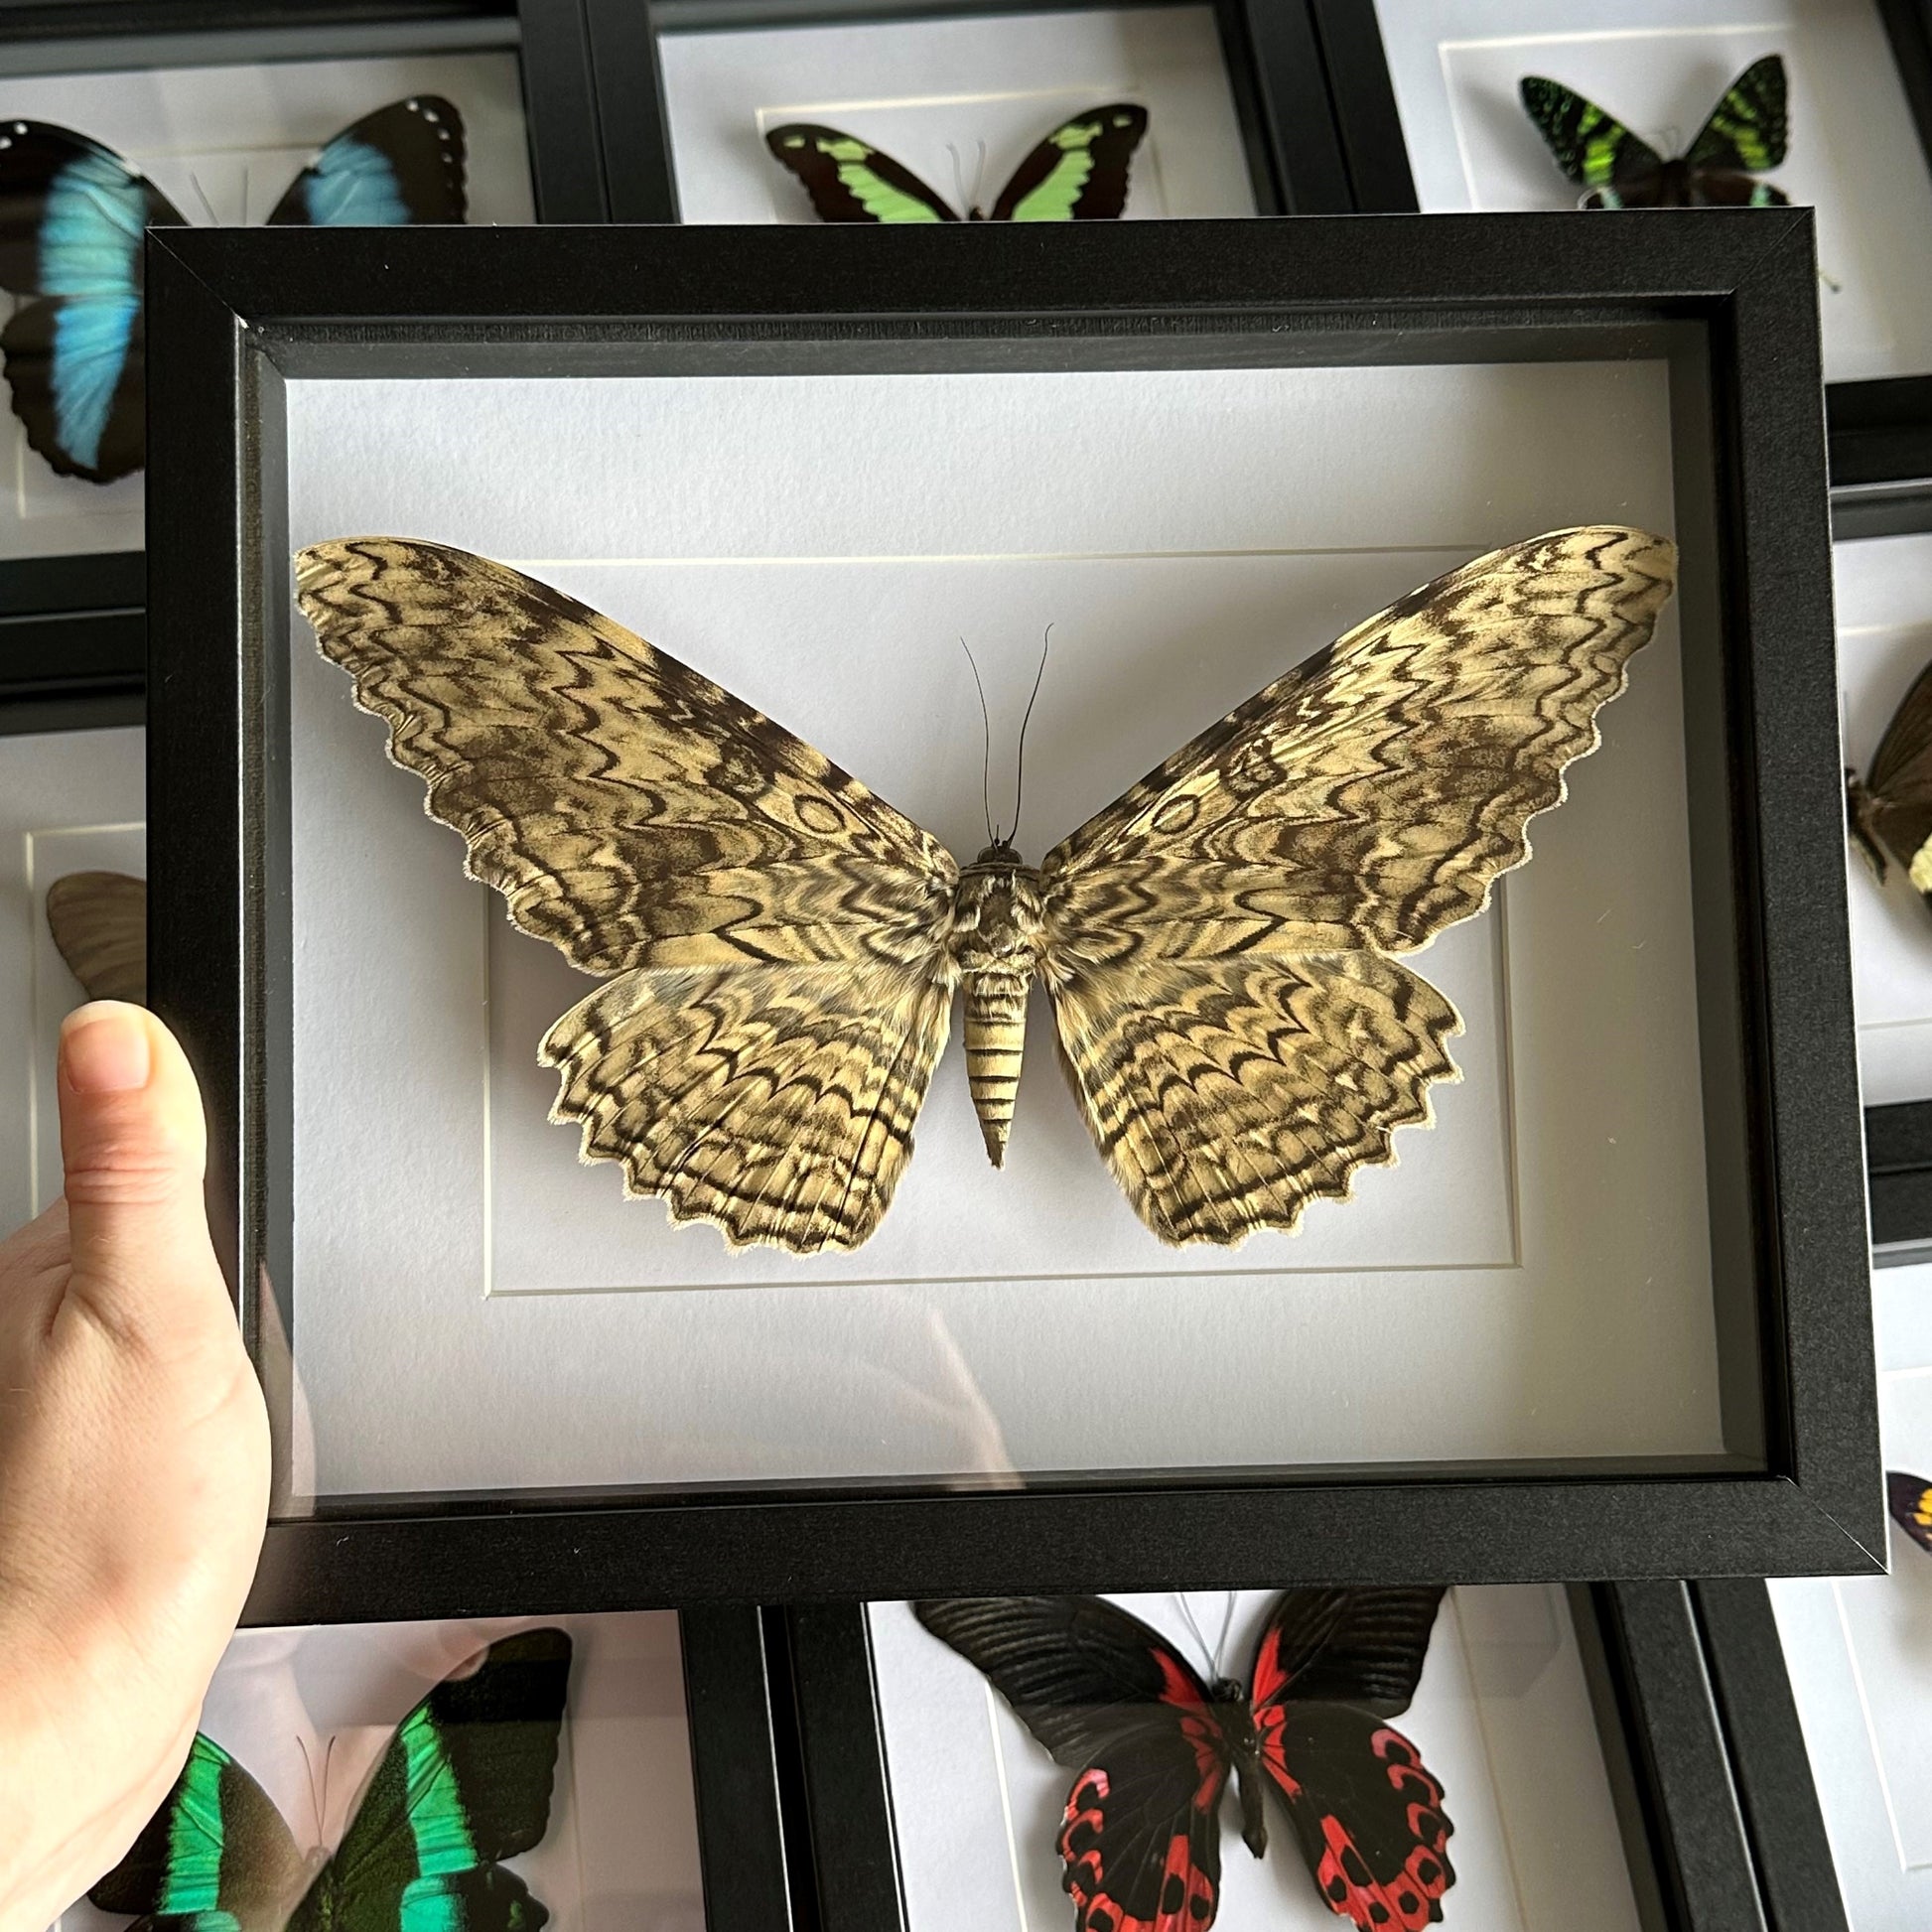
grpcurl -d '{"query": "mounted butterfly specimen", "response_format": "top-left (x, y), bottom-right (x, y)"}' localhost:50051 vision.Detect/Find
top-left (1521, 54), bottom-right (1788, 207)
top-left (916, 1589), bottom-right (1452, 1931)
top-left (765, 103), bottom-right (1148, 221)
top-left (297, 524), bottom-right (1676, 1255)
top-left (89, 1626), bottom-right (571, 1932)
top-left (1848, 659), bottom-right (1932, 904)
top-left (0, 96), bottom-right (466, 483)
top-left (46, 868), bottom-right (145, 1003)
top-left (1889, 1470), bottom-right (1932, 1553)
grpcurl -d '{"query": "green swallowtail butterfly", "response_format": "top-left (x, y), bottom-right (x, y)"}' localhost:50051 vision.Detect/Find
top-left (1520, 55), bottom-right (1788, 207)
top-left (88, 1628), bottom-right (571, 1932)
top-left (764, 103), bottom-right (1148, 222)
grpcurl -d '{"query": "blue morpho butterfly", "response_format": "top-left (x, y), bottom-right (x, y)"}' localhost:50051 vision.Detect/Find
top-left (0, 95), bottom-right (466, 483)
top-left (88, 1628), bottom-right (571, 1932)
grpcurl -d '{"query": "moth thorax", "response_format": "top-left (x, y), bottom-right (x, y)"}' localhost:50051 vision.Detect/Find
top-left (953, 846), bottom-right (1045, 1169)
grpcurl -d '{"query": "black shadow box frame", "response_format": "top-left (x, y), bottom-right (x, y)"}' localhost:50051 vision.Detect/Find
top-left (1692, 1578), bottom-right (1851, 1932)
top-left (779, 1583), bottom-right (1834, 1932)
top-left (0, 0), bottom-right (624, 707)
top-left (1830, 476), bottom-right (1932, 1260)
top-left (595, 0), bottom-right (1354, 223)
top-left (1302, 0), bottom-right (1932, 492)
top-left (142, 208), bottom-right (1876, 1616)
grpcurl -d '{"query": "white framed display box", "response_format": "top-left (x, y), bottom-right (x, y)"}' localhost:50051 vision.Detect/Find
top-left (58, 1611), bottom-right (706, 1932)
top-left (657, 4), bottom-right (1257, 223)
top-left (872, 1585), bottom-right (1647, 1932)
top-left (1838, 528), bottom-right (1932, 1110)
top-left (0, 723), bottom-right (143, 1234)
top-left (1362, 0), bottom-right (1932, 387)
top-left (271, 349), bottom-right (1715, 1504)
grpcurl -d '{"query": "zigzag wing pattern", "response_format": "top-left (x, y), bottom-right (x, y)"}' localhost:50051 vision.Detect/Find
top-left (1040, 526), bottom-right (1676, 1245)
top-left (297, 538), bottom-right (960, 1251)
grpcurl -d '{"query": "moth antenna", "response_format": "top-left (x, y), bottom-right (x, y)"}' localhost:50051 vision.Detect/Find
top-left (961, 637), bottom-right (997, 844)
top-left (1009, 624), bottom-right (1051, 846)
top-left (189, 171), bottom-right (219, 225)
top-left (1174, 1594), bottom-right (1215, 1682)
top-left (972, 137), bottom-right (987, 215)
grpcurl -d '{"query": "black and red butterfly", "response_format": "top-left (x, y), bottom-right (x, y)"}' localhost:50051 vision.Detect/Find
top-left (914, 1587), bottom-right (1452, 1931)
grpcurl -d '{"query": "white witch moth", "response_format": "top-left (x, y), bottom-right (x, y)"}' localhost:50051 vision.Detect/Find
top-left (297, 526), bottom-right (1676, 1254)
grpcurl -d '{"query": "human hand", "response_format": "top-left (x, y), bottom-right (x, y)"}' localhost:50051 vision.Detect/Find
top-left (0, 1002), bottom-right (268, 1932)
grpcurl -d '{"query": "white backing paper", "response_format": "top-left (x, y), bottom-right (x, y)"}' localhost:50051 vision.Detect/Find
top-left (282, 352), bottom-right (1724, 1500)
top-left (873, 1586), bottom-right (1642, 1932)
top-left (1371, 0), bottom-right (1932, 384)
top-left (0, 726), bottom-right (143, 1229)
top-left (0, 50), bottom-right (532, 562)
top-left (58, 1612), bottom-right (704, 1932)
top-left (1772, 1258), bottom-right (1932, 1925)
top-left (1836, 531), bottom-right (1932, 1108)
top-left (660, 5), bottom-right (1255, 223)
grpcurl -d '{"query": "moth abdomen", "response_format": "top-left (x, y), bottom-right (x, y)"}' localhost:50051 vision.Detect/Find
top-left (953, 847), bottom-right (1046, 1167)
top-left (964, 971), bottom-right (1031, 1166)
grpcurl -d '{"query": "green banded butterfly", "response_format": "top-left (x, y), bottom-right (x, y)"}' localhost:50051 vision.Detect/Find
top-left (1520, 55), bottom-right (1788, 208)
top-left (765, 103), bottom-right (1148, 222)
top-left (88, 1628), bottom-right (571, 1932)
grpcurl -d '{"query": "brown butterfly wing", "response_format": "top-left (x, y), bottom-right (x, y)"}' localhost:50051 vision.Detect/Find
top-left (1863, 659), bottom-right (1932, 890)
top-left (296, 539), bottom-right (960, 1252)
top-left (1039, 526), bottom-right (1678, 1245)
top-left (45, 870), bottom-right (146, 1003)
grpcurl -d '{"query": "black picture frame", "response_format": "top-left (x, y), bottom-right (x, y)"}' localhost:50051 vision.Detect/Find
top-left (1305, 0), bottom-right (1932, 493)
top-left (780, 1582), bottom-right (1812, 1932)
top-left (0, 0), bottom-right (621, 705)
top-left (607, 0), bottom-right (1353, 223)
top-left (144, 209), bottom-right (1877, 1615)
top-left (1692, 1578), bottom-right (1851, 1932)
top-left (1831, 477), bottom-right (1932, 1262)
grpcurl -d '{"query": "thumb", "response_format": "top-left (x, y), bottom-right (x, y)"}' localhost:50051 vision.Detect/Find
top-left (58, 1002), bottom-right (222, 1330)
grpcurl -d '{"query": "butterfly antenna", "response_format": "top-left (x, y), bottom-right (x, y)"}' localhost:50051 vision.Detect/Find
top-left (972, 138), bottom-right (988, 216)
top-left (1212, 1591), bottom-right (1237, 1679)
top-left (1009, 624), bottom-right (1051, 845)
top-left (1174, 1593), bottom-right (1215, 1681)
top-left (189, 171), bottom-right (219, 225)
top-left (961, 637), bottom-right (997, 844)
top-left (296, 1735), bottom-right (323, 1843)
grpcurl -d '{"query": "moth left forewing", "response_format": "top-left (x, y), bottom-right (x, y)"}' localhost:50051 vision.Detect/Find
top-left (1038, 526), bottom-right (1677, 1246)
top-left (299, 539), bottom-right (961, 1255)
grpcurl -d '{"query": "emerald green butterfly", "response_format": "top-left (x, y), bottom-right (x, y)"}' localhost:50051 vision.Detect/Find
top-left (88, 1629), bottom-right (571, 1932)
top-left (764, 103), bottom-right (1149, 221)
top-left (1520, 55), bottom-right (1788, 207)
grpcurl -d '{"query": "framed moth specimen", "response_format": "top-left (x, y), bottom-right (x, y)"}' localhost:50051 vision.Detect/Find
top-left (143, 212), bottom-right (1863, 1618)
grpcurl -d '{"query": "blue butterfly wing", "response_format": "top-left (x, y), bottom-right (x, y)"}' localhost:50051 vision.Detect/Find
top-left (0, 120), bottom-right (182, 482)
top-left (265, 96), bottom-right (467, 228)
